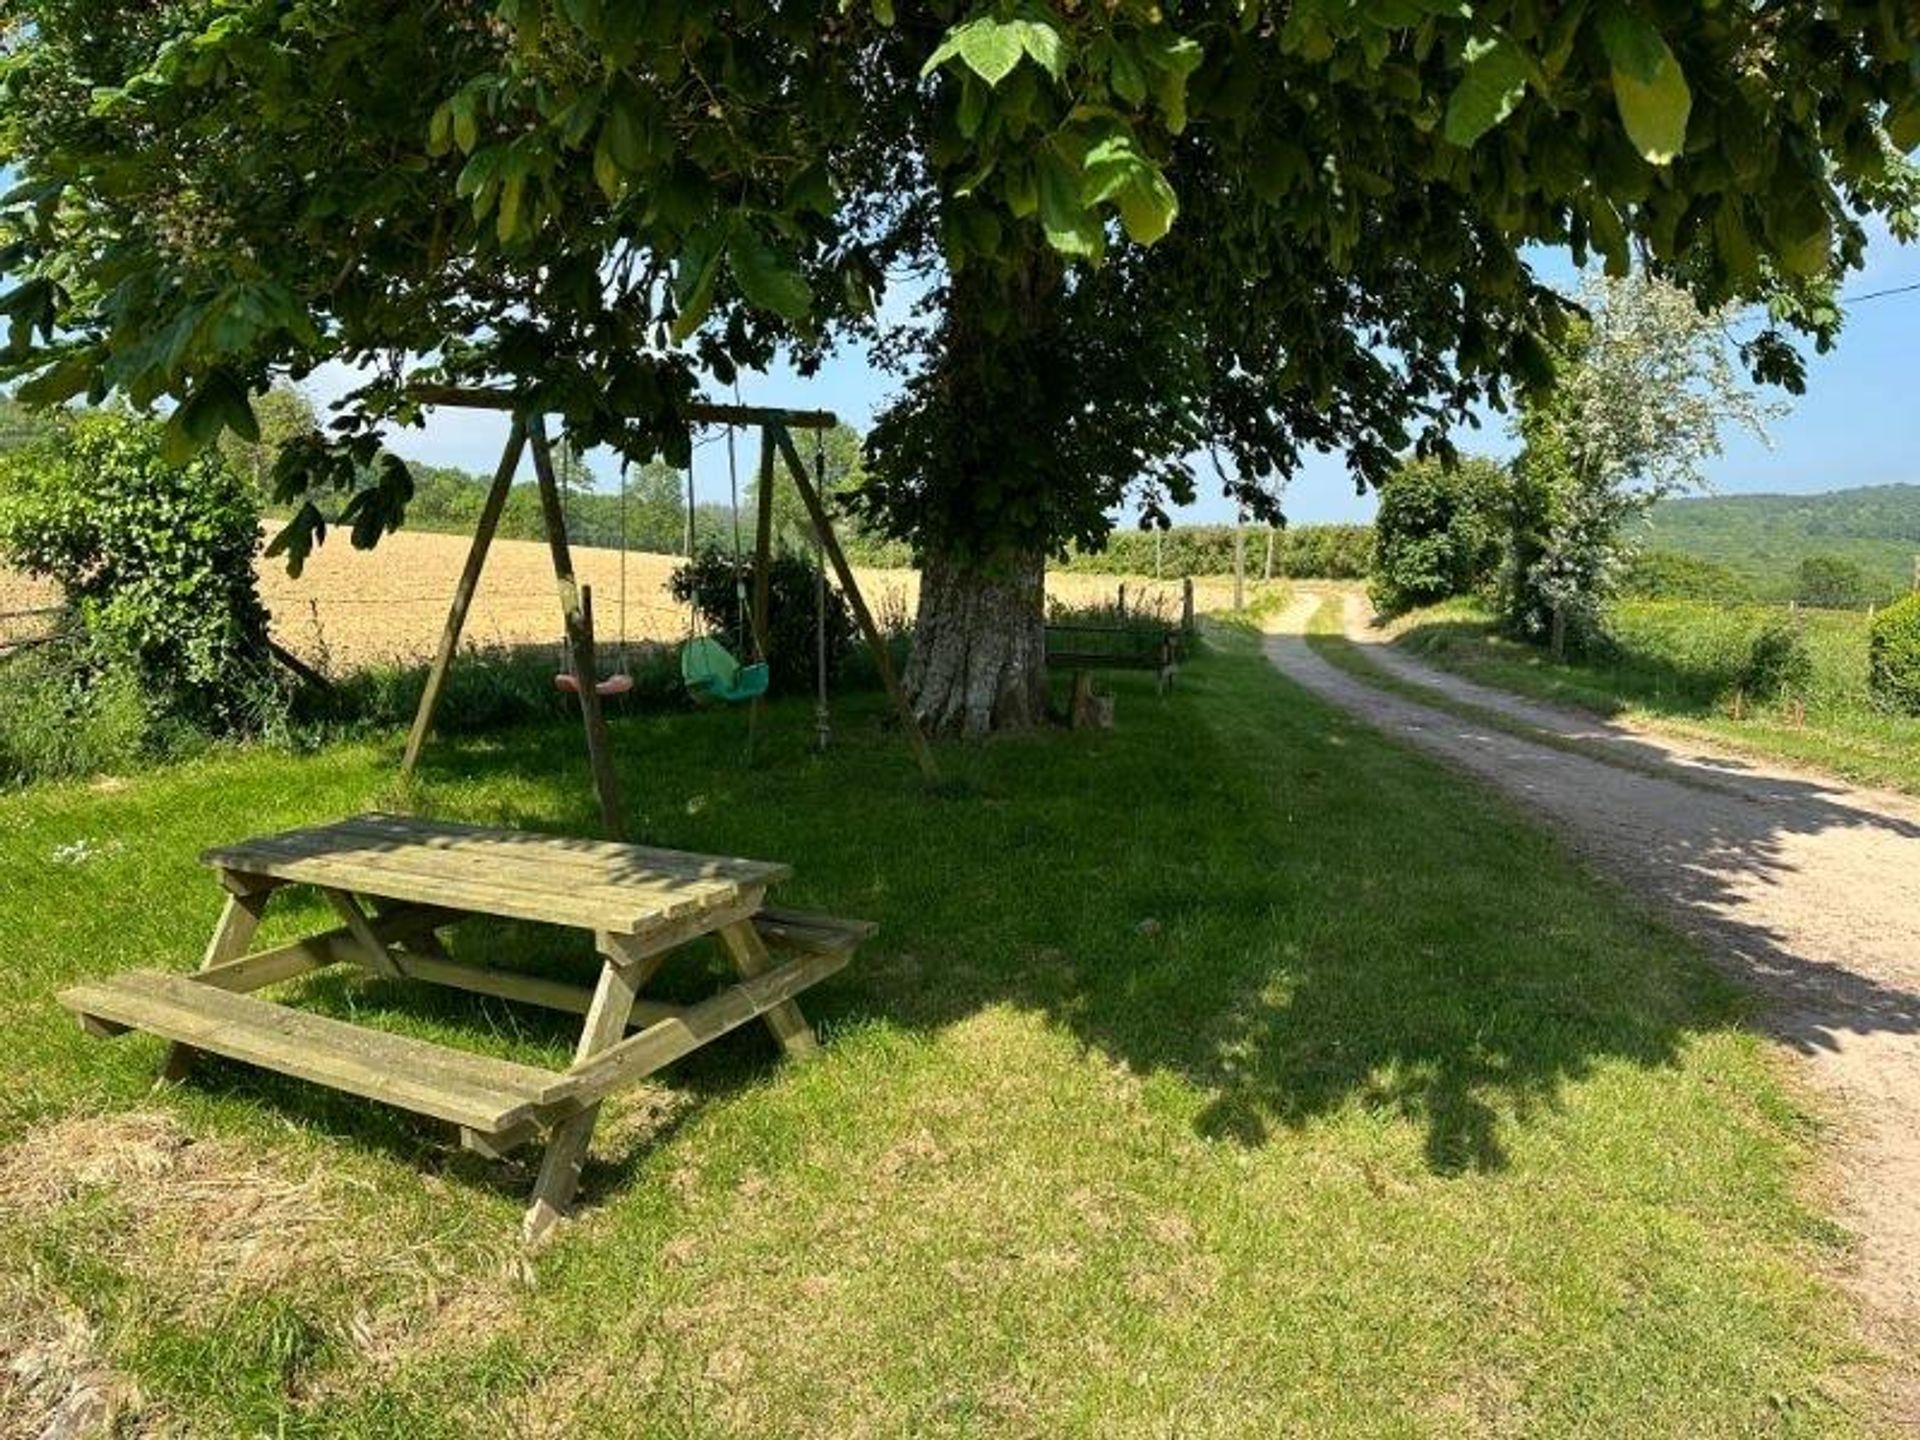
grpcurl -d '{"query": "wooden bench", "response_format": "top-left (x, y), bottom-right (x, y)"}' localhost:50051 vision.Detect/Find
top-left (57, 813), bottom-right (874, 1241)
top-left (1045, 624), bottom-right (1183, 726)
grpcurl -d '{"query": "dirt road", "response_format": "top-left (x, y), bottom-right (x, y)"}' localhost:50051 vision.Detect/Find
top-left (1264, 591), bottom-right (1920, 1419)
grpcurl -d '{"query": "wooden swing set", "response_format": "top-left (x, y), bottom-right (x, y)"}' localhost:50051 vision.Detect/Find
top-left (398, 386), bottom-right (938, 836)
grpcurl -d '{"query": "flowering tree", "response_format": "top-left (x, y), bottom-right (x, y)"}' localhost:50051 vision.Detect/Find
top-left (1506, 274), bottom-right (1783, 655)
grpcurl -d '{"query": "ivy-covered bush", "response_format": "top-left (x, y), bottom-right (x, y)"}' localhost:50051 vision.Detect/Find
top-left (0, 409), bottom-right (276, 738)
top-left (669, 547), bottom-right (855, 696)
top-left (1868, 592), bottom-right (1920, 715)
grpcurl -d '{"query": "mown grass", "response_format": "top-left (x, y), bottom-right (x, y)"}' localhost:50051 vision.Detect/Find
top-left (0, 632), bottom-right (1875, 1435)
top-left (1384, 596), bottom-right (1920, 794)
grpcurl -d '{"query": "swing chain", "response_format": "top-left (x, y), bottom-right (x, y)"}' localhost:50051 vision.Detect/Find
top-left (813, 426), bottom-right (832, 752)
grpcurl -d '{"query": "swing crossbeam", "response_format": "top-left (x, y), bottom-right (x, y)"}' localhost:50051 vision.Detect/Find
top-left (408, 385), bottom-right (836, 432)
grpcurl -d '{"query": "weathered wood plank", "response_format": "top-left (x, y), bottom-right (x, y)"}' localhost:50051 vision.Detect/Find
top-left (243, 812), bottom-right (790, 890)
top-left (195, 842), bottom-right (655, 933)
top-left (60, 972), bottom-right (563, 1134)
top-left (163, 883), bottom-right (276, 1083)
top-left (214, 829), bottom-right (684, 910)
top-left (203, 830), bottom-right (759, 934)
top-left (528, 414), bottom-right (625, 840)
top-left (751, 906), bottom-right (879, 955)
top-left (342, 946), bottom-right (685, 1031)
top-left (555, 947), bottom-right (850, 1103)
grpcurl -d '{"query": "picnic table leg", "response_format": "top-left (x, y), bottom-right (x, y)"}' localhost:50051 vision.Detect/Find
top-left (717, 919), bottom-right (821, 1060)
top-left (524, 939), bottom-right (665, 1243)
top-left (159, 878), bottom-right (276, 1084)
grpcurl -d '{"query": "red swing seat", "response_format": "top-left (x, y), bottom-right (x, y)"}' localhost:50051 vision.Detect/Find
top-left (554, 671), bottom-right (635, 698)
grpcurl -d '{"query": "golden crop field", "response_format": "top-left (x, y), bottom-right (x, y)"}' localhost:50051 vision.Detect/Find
top-left (3, 529), bottom-right (1266, 676)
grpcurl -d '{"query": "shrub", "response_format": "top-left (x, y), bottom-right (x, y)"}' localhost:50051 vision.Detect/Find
top-left (1736, 615), bottom-right (1814, 703)
top-left (0, 639), bottom-right (157, 785)
top-left (1795, 553), bottom-right (1874, 609)
top-left (1622, 550), bottom-right (1752, 604)
top-left (1868, 592), bottom-right (1920, 715)
top-left (1368, 455), bottom-right (1508, 616)
top-left (669, 547), bottom-right (855, 695)
top-left (0, 409), bottom-right (278, 736)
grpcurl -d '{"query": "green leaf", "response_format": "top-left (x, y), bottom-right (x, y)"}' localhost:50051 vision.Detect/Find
top-left (1888, 97), bottom-right (1920, 154)
top-left (957, 76), bottom-right (988, 138)
top-left (1012, 20), bottom-right (1064, 83)
top-left (1108, 45), bottom-right (1147, 106)
top-left (728, 227), bottom-right (814, 322)
top-left (920, 13), bottom-right (1064, 89)
top-left (427, 101), bottom-right (453, 157)
top-left (15, 352), bottom-right (95, 407)
top-left (1115, 167), bottom-right (1177, 244)
top-left (1443, 34), bottom-right (1529, 147)
top-left (1594, 4), bottom-right (1666, 84)
top-left (1078, 129), bottom-right (1177, 243)
top-left (1038, 153), bottom-right (1104, 262)
top-left (496, 172), bottom-right (525, 242)
top-left (593, 137), bottom-right (623, 203)
top-left (451, 93), bottom-right (478, 155)
top-left (1144, 34), bottom-right (1203, 133)
top-left (1597, 9), bottom-right (1690, 162)
top-left (602, 94), bottom-right (648, 171)
top-left (669, 224), bottom-right (728, 343)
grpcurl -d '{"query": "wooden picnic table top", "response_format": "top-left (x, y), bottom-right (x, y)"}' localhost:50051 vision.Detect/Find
top-left (201, 812), bottom-right (792, 937)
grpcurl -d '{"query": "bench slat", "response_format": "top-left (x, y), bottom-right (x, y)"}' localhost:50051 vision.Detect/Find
top-left (59, 972), bottom-right (563, 1134)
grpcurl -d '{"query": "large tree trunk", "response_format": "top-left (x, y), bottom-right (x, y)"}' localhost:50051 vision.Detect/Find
top-left (905, 547), bottom-right (1048, 736)
top-left (868, 242), bottom-right (1066, 735)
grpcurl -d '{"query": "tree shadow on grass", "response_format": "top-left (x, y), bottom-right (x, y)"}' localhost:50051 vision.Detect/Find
top-left (135, 639), bottom-right (1920, 1203)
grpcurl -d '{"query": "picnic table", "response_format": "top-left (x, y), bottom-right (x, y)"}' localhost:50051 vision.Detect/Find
top-left (58, 812), bottom-right (873, 1241)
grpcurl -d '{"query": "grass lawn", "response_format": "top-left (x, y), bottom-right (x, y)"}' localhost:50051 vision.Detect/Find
top-left (0, 628), bottom-right (1875, 1435)
top-left (1378, 596), bottom-right (1920, 795)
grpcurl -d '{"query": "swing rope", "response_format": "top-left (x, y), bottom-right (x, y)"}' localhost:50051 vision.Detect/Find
top-left (679, 420), bottom-right (769, 705)
top-left (813, 425), bottom-right (832, 752)
top-left (553, 439), bottom-right (635, 699)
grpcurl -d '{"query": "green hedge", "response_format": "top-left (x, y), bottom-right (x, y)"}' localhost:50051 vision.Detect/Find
top-left (1059, 523), bottom-right (1372, 579)
top-left (1868, 592), bottom-right (1920, 715)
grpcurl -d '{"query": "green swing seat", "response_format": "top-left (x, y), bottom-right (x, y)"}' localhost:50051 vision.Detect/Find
top-left (681, 636), bottom-right (770, 704)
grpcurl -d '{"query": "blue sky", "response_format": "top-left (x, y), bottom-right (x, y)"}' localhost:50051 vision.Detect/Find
top-left (323, 222), bottom-right (1920, 526)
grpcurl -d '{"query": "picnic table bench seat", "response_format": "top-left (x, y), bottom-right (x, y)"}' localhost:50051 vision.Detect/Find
top-left (56, 813), bottom-right (873, 1241)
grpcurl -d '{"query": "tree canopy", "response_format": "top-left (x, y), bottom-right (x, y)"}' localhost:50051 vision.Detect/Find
top-left (0, 1), bottom-right (1914, 580)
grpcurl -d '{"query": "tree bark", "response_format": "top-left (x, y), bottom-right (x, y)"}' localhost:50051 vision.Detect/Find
top-left (904, 547), bottom-right (1048, 737)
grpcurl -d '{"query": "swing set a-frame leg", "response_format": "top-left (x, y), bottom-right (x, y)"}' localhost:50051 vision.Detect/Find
top-left (528, 415), bottom-right (626, 839)
top-left (402, 418), bottom-right (528, 779)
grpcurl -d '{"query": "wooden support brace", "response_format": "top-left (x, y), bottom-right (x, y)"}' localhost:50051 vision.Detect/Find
top-left (193, 904), bottom-right (459, 994)
top-left (321, 888), bottom-right (406, 979)
top-left (717, 917), bottom-right (820, 1059)
top-left (523, 940), bottom-right (667, 1243)
top-left (160, 881), bottom-right (276, 1083)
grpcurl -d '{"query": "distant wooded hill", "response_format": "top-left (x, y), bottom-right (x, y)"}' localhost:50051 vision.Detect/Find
top-left (1646, 484), bottom-right (1920, 600)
